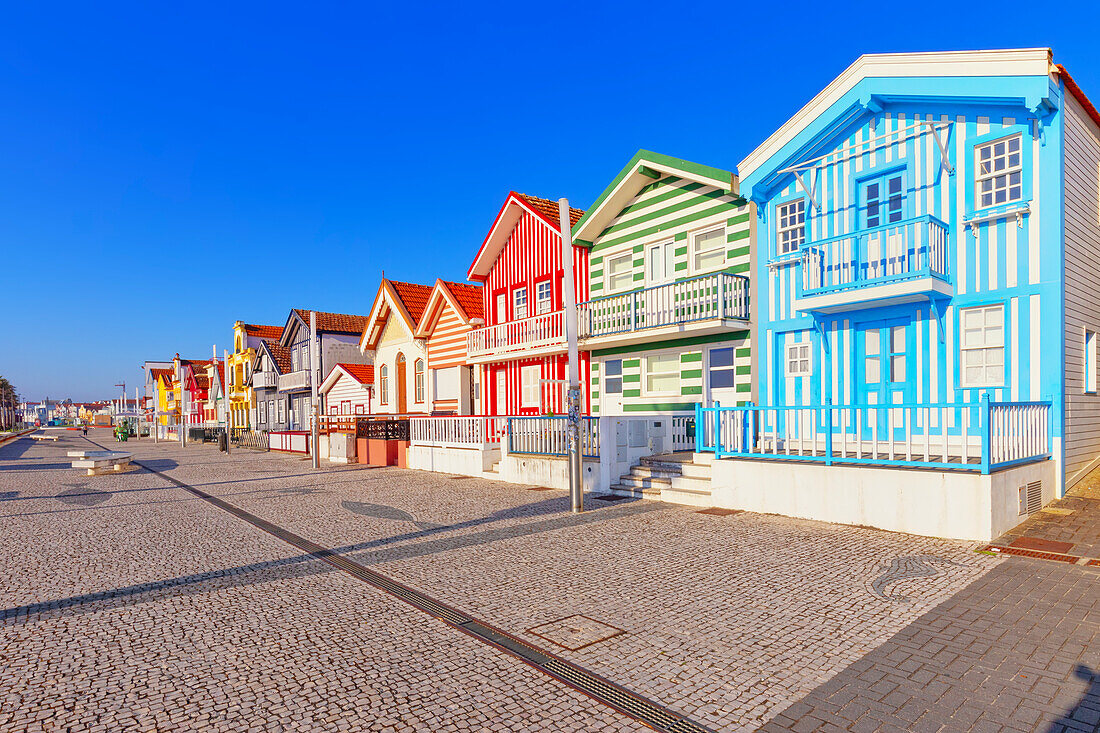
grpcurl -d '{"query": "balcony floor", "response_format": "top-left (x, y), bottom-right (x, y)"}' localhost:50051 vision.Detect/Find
top-left (580, 318), bottom-right (751, 350)
top-left (795, 277), bottom-right (952, 314)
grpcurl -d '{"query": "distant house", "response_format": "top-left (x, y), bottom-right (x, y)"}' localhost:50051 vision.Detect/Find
top-left (229, 322), bottom-right (282, 428)
top-left (251, 338), bottom-right (291, 432)
top-left (319, 363), bottom-right (375, 417)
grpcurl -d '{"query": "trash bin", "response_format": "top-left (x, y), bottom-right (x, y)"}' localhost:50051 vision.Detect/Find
top-left (218, 431), bottom-right (228, 452)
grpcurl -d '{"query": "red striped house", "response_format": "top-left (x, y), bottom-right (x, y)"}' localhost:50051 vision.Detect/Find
top-left (466, 192), bottom-right (590, 416)
top-left (414, 279), bottom-right (484, 414)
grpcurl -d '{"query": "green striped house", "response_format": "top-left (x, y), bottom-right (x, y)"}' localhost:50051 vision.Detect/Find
top-left (574, 151), bottom-right (756, 428)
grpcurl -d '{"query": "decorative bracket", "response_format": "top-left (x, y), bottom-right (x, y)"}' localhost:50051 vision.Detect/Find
top-left (814, 317), bottom-right (830, 354)
top-left (930, 297), bottom-right (947, 344)
top-left (793, 169), bottom-right (820, 211)
top-left (923, 121), bottom-right (954, 175)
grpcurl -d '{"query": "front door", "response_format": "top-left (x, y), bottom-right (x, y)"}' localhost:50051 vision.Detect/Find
top-left (396, 354), bottom-right (407, 414)
top-left (856, 318), bottom-right (911, 441)
top-left (600, 359), bottom-right (624, 415)
top-left (706, 347), bottom-right (739, 406)
top-left (495, 368), bottom-right (507, 416)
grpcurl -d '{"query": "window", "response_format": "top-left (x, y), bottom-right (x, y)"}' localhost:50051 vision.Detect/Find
top-left (776, 199), bottom-right (806, 254)
top-left (709, 348), bottom-right (736, 389)
top-left (786, 342), bottom-right (812, 377)
top-left (862, 172), bottom-right (904, 228)
top-left (379, 365), bottom-right (389, 404)
top-left (960, 305), bottom-right (1005, 387)
top-left (975, 134), bottom-right (1022, 208)
top-left (1086, 330), bottom-right (1097, 394)
top-left (644, 354), bottom-right (679, 395)
top-left (692, 228), bottom-right (725, 272)
top-left (521, 365), bottom-right (541, 408)
top-left (432, 367), bottom-right (459, 401)
top-left (604, 360), bottom-right (623, 394)
top-left (354, 404), bottom-right (366, 415)
top-left (277, 399), bottom-right (285, 424)
top-left (647, 240), bottom-right (676, 283)
top-left (268, 400), bottom-right (274, 424)
top-left (535, 280), bottom-right (553, 315)
top-left (414, 359), bottom-right (425, 403)
top-left (513, 287), bottom-right (528, 320)
top-left (605, 252), bottom-right (634, 292)
top-left (259, 401), bottom-right (267, 423)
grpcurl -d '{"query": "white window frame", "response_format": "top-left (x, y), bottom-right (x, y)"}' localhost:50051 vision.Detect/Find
top-left (513, 287), bottom-right (528, 320)
top-left (604, 251), bottom-right (635, 293)
top-left (379, 365), bottom-right (389, 404)
top-left (785, 342), bottom-right (812, 377)
top-left (277, 399), bottom-right (285, 424)
top-left (603, 359), bottom-right (623, 395)
top-left (646, 239), bottom-right (676, 284)
top-left (1086, 329), bottom-right (1097, 394)
top-left (974, 134), bottom-right (1023, 209)
top-left (643, 353), bottom-right (680, 396)
top-left (776, 198), bottom-right (806, 255)
top-left (707, 347), bottom-right (737, 391)
top-left (535, 280), bottom-right (553, 315)
top-left (414, 359), bottom-right (425, 403)
top-left (959, 305), bottom-right (1005, 388)
top-left (690, 226), bottom-right (726, 274)
top-left (520, 365), bottom-right (541, 409)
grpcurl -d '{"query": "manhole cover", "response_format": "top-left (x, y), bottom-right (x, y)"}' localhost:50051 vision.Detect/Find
top-left (527, 615), bottom-right (625, 651)
top-left (1010, 536), bottom-right (1075, 554)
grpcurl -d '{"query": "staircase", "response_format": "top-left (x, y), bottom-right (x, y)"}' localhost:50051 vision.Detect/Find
top-left (609, 452), bottom-right (714, 506)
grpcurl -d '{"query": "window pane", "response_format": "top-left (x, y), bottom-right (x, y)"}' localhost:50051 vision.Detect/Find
top-left (891, 355), bottom-right (906, 382)
top-left (710, 369), bottom-right (735, 389)
top-left (648, 373), bottom-right (678, 392)
top-left (891, 325), bottom-right (906, 353)
top-left (865, 328), bottom-right (880, 355)
top-left (710, 348), bottom-right (734, 368)
top-left (865, 357), bottom-right (880, 383)
top-left (605, 360), bottom-right (622, 377)
top-left (605, 377), bottom-right (622, 394)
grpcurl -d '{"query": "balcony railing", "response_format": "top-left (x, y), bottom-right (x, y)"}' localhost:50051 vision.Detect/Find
top-left (252, 371), bottom-right (277, 389)
top-left (409, 415), bottom-right (509, 447)
top-left (578, 272), bottom-right (749, 339)
top-left (800, 215), bottom-right (948, 295)
top-left (277, 370), bottom-right (312, 392)
top-left (507, 416), bottom-right (601, 458)
top-left (695, 396), bottom-right (1051, 473)
top-left (467, 311), bottom-right (565, 359)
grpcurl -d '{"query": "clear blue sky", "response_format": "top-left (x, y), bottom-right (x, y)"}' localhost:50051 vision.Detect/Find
top-left (3, 0), bottom-right (1099, 401)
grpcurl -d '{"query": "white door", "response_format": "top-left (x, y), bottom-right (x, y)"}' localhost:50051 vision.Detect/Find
top-left (495, 368), bottom-right (507, 416)
top-left (706, 347), bottom-right (738, 406)
top-left (600, 359), bottom-right (624, 415)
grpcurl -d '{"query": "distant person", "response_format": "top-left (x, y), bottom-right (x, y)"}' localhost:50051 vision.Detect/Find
top-left (81, 423), bottom-right (88, 436)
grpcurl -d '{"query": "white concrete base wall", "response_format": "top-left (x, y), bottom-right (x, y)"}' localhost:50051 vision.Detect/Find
top-left (407, 444), bottom-right (498, 476)
top-left (500, 454), bottom-right (602, 492)
top-left (708, 457), bottom-right (1057, 542)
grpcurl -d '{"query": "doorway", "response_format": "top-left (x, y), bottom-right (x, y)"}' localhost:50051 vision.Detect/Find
top-left (855, 318), bottom-right (912, 440)
top-left (396, 353), bottom-right (407, 414)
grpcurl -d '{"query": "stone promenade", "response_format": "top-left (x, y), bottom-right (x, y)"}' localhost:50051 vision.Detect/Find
top-left (1, 429), bottom-right (1097, 731)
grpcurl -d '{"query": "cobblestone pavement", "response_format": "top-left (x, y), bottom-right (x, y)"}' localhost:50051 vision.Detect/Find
top-left (993, 467), bottom-right (1100, 559)
top-left (0, 431), bottom-right (649, 732)
top-left (50, 436), bottom-right (1010, 732)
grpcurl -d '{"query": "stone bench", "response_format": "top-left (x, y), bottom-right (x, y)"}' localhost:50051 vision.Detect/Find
top-left (67, 450), bottom-right (134, 476)
top-left (31, 434), bottom-right (60, 441)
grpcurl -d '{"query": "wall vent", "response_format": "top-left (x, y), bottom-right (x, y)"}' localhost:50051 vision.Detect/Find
top-left (1018, 480), bottom-right (1043, 516)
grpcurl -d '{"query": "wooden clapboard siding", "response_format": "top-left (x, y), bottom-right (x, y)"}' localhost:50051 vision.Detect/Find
top-left (426, 299), bottom-right (469, 369)
top-left (1062, 91), bottom-right (1100, 487)
top-left (325, 372), bottom-right (372, 413)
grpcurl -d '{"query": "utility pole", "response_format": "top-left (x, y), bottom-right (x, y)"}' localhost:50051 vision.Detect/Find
top-left (310, 311), bottom-right (320, 469)
top-left (559, 198), bottom-right (583, 513)
top-left (223, 348), bottom-right (232, 455)
top-left (179, 361), bottom-right (186, 448)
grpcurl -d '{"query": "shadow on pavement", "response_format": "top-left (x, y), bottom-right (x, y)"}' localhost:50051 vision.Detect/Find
top-left (1046, 665), bottom-right (1100, 733)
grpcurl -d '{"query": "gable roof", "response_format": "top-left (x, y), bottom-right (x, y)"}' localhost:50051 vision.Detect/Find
top-left (281, 309), bottom-right (371, 346)
top-left (467, 192), bottom-right (586, 281)
top-left (361, 278), bottom-right (434, 349)
top-left (572, 150), bottom-right (739, 244)
top-left (737, 48), bottom-right (1055, 182)
top-left (258, 339), bottom-right (292, 374)
top-left (151, 368), bottom-right (174, 385)
top-left (241, 323), bottom-right (283, 340)
top-left (320, 362), bottom-right (376, 394)
top-left (413, 279), bottom-right (485, 338)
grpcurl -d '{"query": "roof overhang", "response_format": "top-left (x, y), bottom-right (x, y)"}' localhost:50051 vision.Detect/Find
top-left (572, 150), bottom-right (738, 244)
top-left (467, 192), bottom-right (567, 281)
top-left (738, 48), bottom-right (1056, 184)
top-left (361, 280), bottom-right (416, 350)
top-left (414, 279), bottom-right (472, 338)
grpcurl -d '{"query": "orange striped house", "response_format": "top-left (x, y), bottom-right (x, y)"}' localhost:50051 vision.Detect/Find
top-left (414, 279), bottom-right (484, 414)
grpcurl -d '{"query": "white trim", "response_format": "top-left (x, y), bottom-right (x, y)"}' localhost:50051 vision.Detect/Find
top-left (785, 342), bottom-right (812, 377)
top-left (688, 224), bottom-right (727, 275)
top-left (642, 353), bottom-right (680, 397)
top-left (959, 304), bottom-right (1005, 388)
top-left (603, 250), bottom-right (635, 294)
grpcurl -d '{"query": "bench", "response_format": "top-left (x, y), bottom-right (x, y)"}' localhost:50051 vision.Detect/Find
top-left (67, 450), bottom-right (134, 476)
top-left (31, 434), bottom-right (60, 442)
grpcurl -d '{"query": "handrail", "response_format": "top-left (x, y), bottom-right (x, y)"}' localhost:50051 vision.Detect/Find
top-left (799, 213), bottom-right (948, 250)
top-left (579, 270), bottom-right (749, 306)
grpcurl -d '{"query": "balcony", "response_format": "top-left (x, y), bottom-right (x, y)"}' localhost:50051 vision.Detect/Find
top-left (466, 311), bottom-right (565, 363)
top-left (577, 272), bottom-right (749, 348)
top-left (252, 371), bottom-right (277, 389)
top-left (277, 370), bottom-right (311, 392)
top-left (794, 215), bottom-right (951, 314)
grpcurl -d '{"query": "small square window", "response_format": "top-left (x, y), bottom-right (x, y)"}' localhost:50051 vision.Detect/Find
top-left (786, 342), bottom-right (812, 377)
top-left (605, 252), bottom-right (634, 292)
top-left (604, 359), bottom-right (623, 394)
top-left (692, 228), bottom-right (725, 272)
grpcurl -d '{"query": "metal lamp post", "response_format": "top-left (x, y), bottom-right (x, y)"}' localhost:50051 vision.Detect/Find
top-left (559, 198), bottom-right (583, 513)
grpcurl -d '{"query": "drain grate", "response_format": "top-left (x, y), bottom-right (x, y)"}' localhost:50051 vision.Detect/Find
top-left (981, 545), bottom-right (1081, 563)
top-left (120, 449), bottom-right (713, 733)
top-left (1009, 536), bottom-right (1075, 554)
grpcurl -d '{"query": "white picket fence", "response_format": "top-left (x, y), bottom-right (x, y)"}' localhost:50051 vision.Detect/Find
top-left (408, 416), bottom-right (509, 448)
top-left (507, 416), bottom-right (601, 458)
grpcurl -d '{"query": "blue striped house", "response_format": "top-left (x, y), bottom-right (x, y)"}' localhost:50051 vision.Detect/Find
top-left (721, 49), bottom-right (1100, 510)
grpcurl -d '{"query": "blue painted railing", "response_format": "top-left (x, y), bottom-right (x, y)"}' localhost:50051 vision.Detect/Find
top-left (799, 214), bottom-right (949, 297)
top-left (695, 395), bottom-right (1052, 474)
top-left (507, 416), bottom-right (601, 458)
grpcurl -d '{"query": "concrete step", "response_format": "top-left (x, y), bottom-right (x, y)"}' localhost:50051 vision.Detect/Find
top-left (626, 466), bottom-right (682, 480)
top-left (661, 485), bottom-right (713, 507)
top-left (618, 474), bottom-right (672, 489)
top-left (608, 483), bottom-right (661, 498)
top-left (671, 475), bottom-right (713, 493)
top-left (678, 463), bottom-right (713, 480)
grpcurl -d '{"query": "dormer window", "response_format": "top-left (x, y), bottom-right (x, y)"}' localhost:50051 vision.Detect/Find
top-left (776, 199), bottom-right (806, 254)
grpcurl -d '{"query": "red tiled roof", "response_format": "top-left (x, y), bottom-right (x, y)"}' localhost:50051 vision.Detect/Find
top-left (262, 339), bottom-right (292, 374)
top-left (1058, 65), bottom-right (1100, 131)
top-left (442, 281), bottom-right (484, 320)
top-left (389, 281), bottom-right (434, 323)
top-left (337, 363), bottom-right (375, 385)
top-left (192, 374), bottom-right (210, 389)
top-left (292, 309), bottom-right (371, 335)
top-left (151, 368), bottom-right (174, 383)
top-left (242, 323), bottom-right (283, 340)
top-left (516, 193), bottom-right (585, 229)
